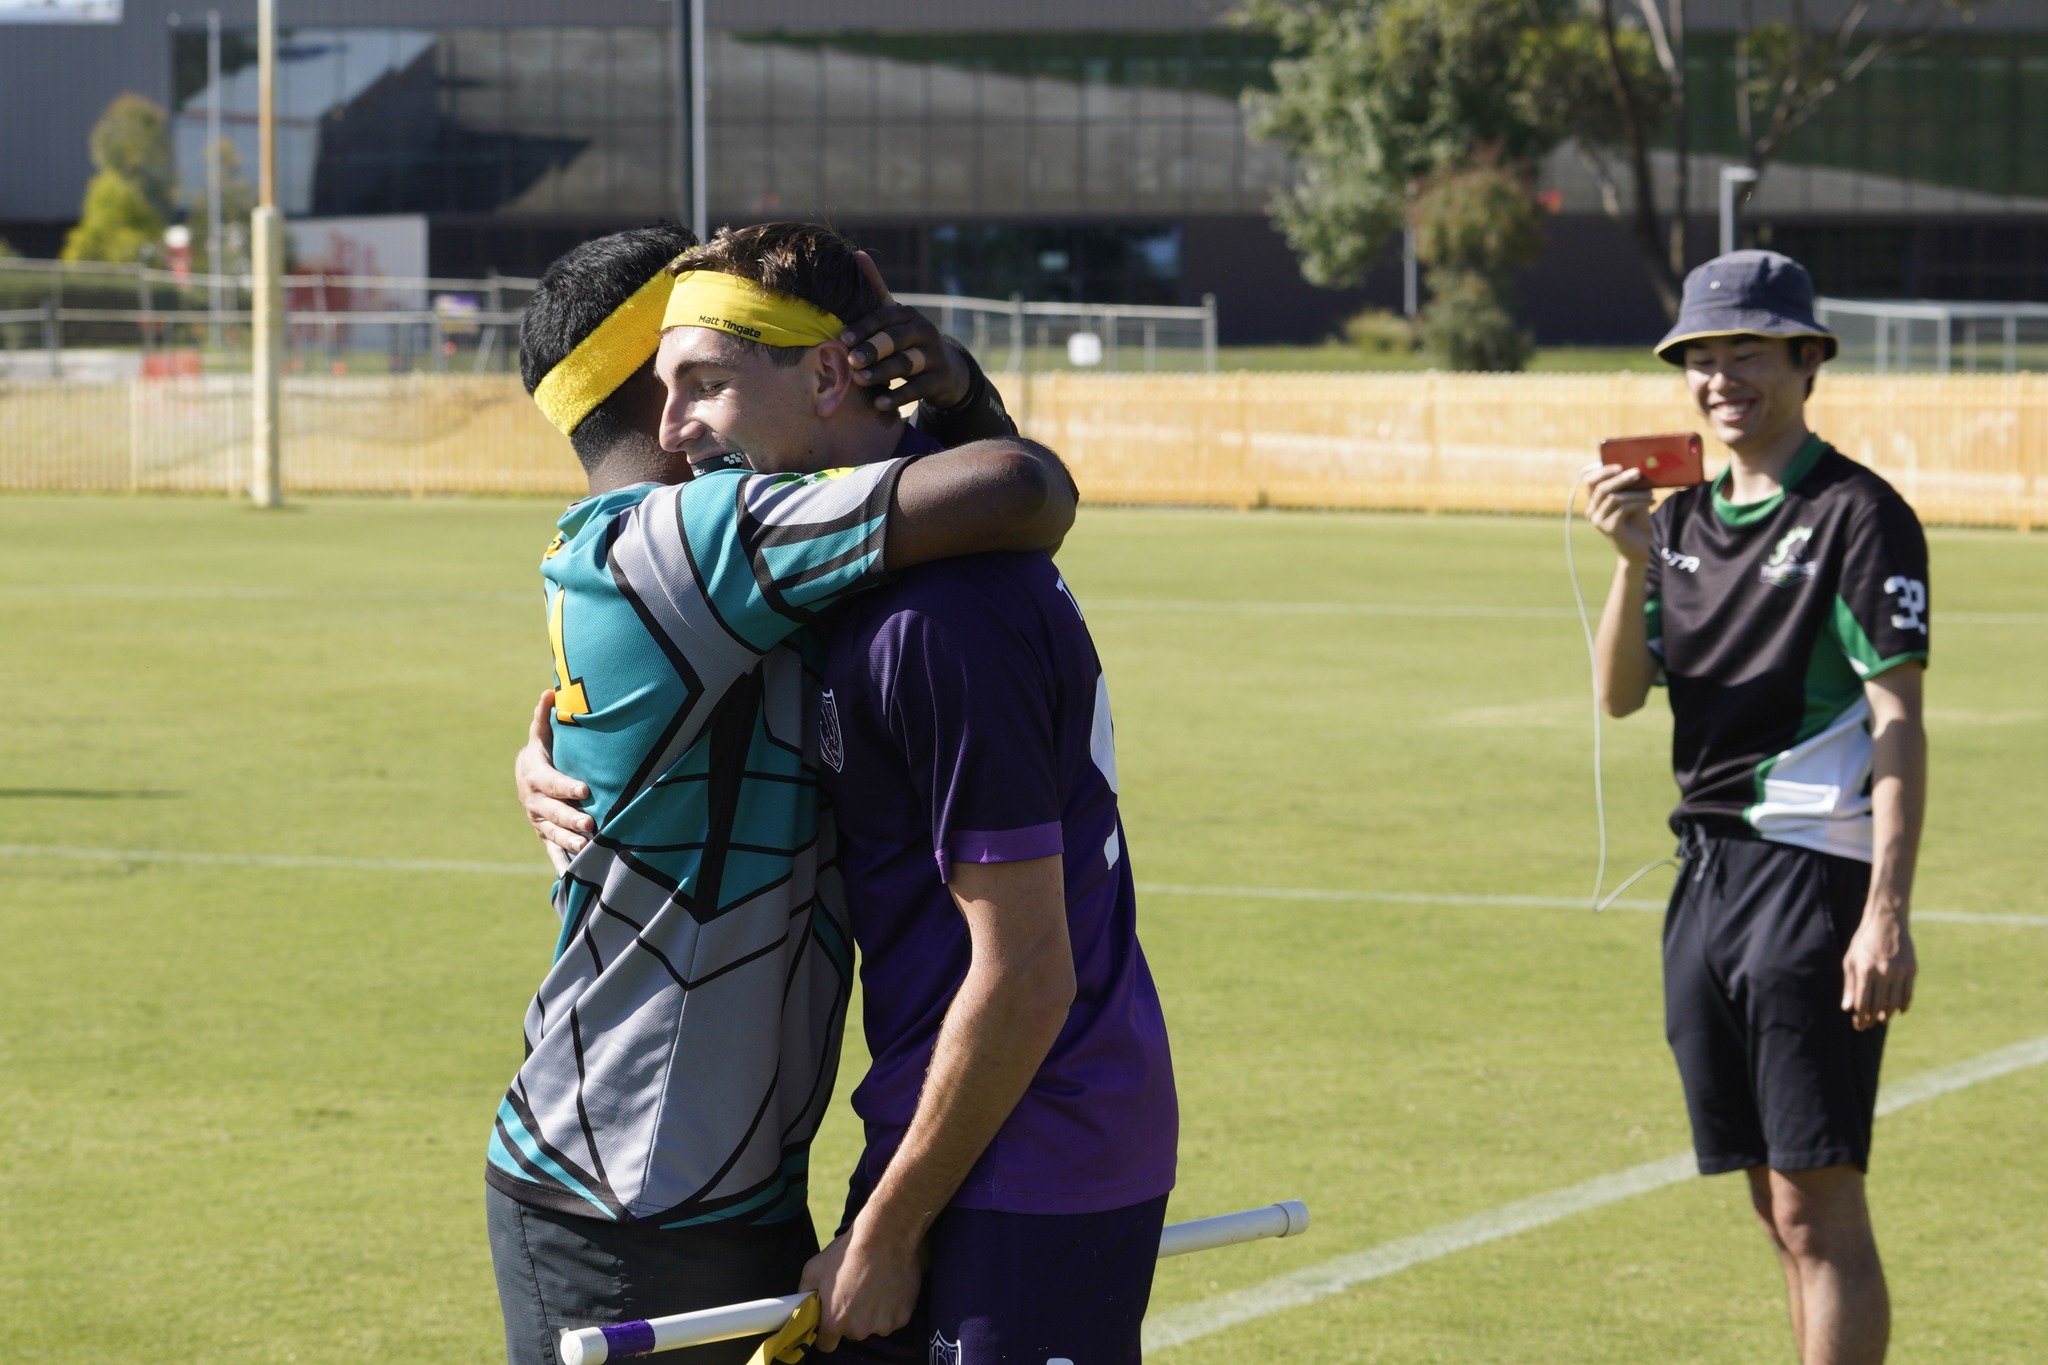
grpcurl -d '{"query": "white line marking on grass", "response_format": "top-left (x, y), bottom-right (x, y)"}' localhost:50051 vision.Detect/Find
top-left (1145, 1033), bottom-right (2048, 1353)
top-left (1141, 880), bottom-right (1661, 911)
top-left (1089, 599), bottom-right (1574, 621)
top-left (0, 843), bottom-right (539, 876)
top-left (1135, 880), bottom-right (2048, 928)
top-left (2, 847), bottom-right (2039, 926)
top-left (0, 585), bottom-right (531, 604)
top-left (1086, 599), bottom-right (2041, 626)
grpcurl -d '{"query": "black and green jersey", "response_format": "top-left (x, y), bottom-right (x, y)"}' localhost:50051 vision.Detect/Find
top-left (1645, 436), bottom-right (1929, 860)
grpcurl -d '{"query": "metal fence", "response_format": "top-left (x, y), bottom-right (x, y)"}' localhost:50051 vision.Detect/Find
top-left (1818, 297), bottom-right (2048, 375)
top-left (895, 293), bottom-right (1217, 373)
top-left (0, 257), bottom-right (533, 379)
top-left (0, 260), bottom-right (1216, 378)
top-left (4, 369), bottom-right (2040, 529)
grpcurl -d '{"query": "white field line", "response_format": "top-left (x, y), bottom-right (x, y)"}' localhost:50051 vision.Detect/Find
top-left (1145, 1032), bottom-right (2048, 1353)
top-left (2, 585), bottom-right (2039, 626)
top-left (1134, 880), bottom-right (2048, 929)
top-left (0, 845), bottom-right (2038, 927)
top-left (0, 843), bottom-right (540, 876)
top-left (0, 585), bottom-right (531, 603)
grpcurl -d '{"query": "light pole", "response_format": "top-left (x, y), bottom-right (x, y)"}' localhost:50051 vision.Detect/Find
top-left (1402, 225), bottom-right (1419, 319)
top-left (1719, 165), bottom-right (1759, 257)
top-left (671, 0), bottom-right (707, 241)
top-left (206, 9), bottom-right (222, 348)
top-left (250, 0), bottom-right (282, 507)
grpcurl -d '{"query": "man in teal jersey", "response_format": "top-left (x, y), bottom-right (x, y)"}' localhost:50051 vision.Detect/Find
top-left (490, 223), bottom-right (1062, 1365)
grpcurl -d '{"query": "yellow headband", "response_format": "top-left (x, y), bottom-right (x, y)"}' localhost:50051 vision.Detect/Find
top-left (533, 270), bottom-right (673, 437)
top-left (661, 270), bottom-right (846, 349)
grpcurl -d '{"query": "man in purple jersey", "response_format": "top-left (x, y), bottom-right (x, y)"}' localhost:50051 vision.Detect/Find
top-left (800, 534), bottom-right (1178, 1363)
top-left (515, 220), bottom-right (1176, 1361)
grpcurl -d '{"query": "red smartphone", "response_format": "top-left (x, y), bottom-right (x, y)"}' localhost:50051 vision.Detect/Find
top-left (1598, 432), bottom-right (1705, 488)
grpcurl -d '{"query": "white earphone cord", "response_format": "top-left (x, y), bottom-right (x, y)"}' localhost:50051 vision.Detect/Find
top-left (1565, 467), bottom-right (1679, 912)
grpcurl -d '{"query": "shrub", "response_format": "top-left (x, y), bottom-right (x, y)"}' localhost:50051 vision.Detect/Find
top-left (1421, 272), bottom-right (1531, 372)
top-left (1341, 307), bottom-right (1418, 356)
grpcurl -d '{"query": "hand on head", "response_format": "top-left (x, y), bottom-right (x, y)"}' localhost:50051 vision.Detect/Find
top-left (840, 251), bottom-right (973, 413)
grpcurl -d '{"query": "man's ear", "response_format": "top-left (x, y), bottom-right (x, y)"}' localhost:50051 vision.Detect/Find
top-left (809, 341), bottom-right (859, 419)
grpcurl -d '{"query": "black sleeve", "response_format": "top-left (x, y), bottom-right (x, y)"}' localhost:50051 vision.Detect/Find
top-left (910, 341), bottom-right (1019, 447)
top-left (1832, 493), bottom-right (1930, 678)
top-left (1643, 500), bottom-right (1667, 663)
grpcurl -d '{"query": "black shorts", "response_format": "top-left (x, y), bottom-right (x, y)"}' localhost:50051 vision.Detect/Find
top-left (486, 1184), bottom-right (817, 1365)
top-left (1663, 826), bottom-right (1886, 1176)
top-left (829, 1167), bottom-right (1167, 1365)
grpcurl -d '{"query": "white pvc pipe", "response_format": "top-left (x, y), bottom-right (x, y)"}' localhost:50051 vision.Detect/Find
top-left (560, 1294), bottom-right (807, 1365)
top-left (559, 1200), bottom-right (1310, 1364)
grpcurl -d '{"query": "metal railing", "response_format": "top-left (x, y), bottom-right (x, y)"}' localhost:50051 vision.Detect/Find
top-left (896, 292), bottom-right (1217, 373)
top-left (0, 260), bottom-right (1217, 377)
top-left (0, 258), bottom-right (538, 378)
top-left (1817, 297), bottom-right (2048, 375)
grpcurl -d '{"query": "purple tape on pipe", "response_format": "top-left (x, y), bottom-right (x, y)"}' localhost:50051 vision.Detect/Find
top-left (601, 1321), bottom-right (658, 1358)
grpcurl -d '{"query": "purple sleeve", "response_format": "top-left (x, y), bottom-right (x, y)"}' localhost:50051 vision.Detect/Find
top-left (880, 592), bottom-right (1063, 883)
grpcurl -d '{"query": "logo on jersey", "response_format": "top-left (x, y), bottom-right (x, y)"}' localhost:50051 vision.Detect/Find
top-left (1760, 525), bottom-right (1817, 587)
top-left (819, 688), bottom-right (845, 772)
top-left (928, 1332), bottom-right (963, 1365)
top-left (1659, 545), bottom-right (1700, 574)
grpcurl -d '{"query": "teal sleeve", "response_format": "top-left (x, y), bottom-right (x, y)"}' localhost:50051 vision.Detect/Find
top-left (678, 458), bottom-right (909, 656)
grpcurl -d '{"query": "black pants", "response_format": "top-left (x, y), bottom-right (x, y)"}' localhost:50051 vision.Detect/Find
top-left (487, 1184), bottom-right (818, 1365)
top-left (1664, 826), bottom-right (1887, 1175)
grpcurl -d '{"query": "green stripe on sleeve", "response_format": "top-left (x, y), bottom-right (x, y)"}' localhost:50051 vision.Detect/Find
top-left (1831, 594), bottom-right (1929, 679)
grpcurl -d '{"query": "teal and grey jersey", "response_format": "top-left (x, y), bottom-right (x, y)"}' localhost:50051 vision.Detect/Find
top-left (1645, 436), bottom-right (1929, 859)
top-left (488, 458), bottom-right (908, 1227)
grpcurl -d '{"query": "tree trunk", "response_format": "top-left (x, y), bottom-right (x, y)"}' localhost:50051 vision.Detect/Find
top-left (1598, 0), bottom-right (1682, 316)
top-left (1667, 0), bottom-right (1689, 282)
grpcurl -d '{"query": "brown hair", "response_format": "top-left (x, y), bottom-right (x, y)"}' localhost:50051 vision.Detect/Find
top-left (667, 223), bottom-right (883, 370)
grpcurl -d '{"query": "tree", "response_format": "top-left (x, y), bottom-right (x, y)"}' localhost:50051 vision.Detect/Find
top-left (61, 169), bottom-right (164, 265)
top-left (61, 93), bottom-right (177, 265)
top-left (1588, 0), bottom-right (1976, 316)
top-left (1241, 0), bottom-right (1662, 367)
top-left (88, 93), bottom-right (178, 225)
top-left (1412, 160), bottom-right (1545, 370)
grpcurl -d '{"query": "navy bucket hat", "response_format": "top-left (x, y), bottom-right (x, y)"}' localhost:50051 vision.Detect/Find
top-left (1654, 249), bottom-right (1837, 365)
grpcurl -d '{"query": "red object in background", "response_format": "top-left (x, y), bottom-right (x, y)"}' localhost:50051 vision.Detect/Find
top-left (1537, 190), bottom-right (1563, 215)
top-left (142, 350), bottom-right (202, 379)
top-left (1599, 432), bottom-right (1706, 488)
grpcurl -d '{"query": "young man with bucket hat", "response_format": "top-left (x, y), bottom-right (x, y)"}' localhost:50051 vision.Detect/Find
top-left (1583, 250), bottom-right (1929, 1365)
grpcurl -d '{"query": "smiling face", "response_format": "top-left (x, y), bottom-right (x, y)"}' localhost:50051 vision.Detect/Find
top-left (1682, 334), bottom-right (1822, 455)
top-left (655, 326), bottom-right (859, 476)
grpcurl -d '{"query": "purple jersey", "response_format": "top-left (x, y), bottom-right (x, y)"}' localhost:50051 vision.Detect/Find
top-left (818, 549), bottom-right (1178, 1216)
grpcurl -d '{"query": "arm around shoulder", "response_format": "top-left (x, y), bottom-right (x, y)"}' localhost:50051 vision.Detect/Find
top-left (884, 438), bottom-right (1078, 571)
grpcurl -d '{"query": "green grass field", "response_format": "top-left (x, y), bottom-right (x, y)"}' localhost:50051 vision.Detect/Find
top-left (3, 497), bottom-right (2044, 1363)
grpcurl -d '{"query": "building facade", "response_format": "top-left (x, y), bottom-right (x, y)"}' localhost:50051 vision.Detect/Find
top-left (3, 0), bottom-right (2046, 344)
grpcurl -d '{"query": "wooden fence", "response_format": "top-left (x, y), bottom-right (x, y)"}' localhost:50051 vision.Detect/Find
top-left (3, 370), bottom-right (2042, 528)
